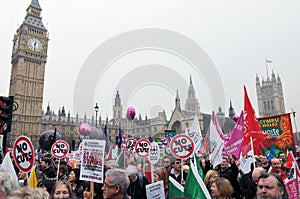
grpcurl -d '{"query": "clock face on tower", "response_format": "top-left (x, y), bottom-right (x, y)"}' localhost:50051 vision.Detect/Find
top-left (27, 37), bottom-right (43, 52)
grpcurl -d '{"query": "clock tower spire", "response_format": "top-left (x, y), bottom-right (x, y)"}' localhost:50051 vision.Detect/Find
top-left (9, 0), bottom-right (48, 147)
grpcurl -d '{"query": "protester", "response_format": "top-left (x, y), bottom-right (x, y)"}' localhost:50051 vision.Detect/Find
top-left (204, 169), bottom-right (219, 197)
top-left (68, 168), bottom-right (84, 198)
top-left (83, 181), bottom-right (102, 199)
top-left (154, 167), bottom-right (169, 197)
top-left (210, 178), bottom-right (233, 199)
top-left (252, 167), bottom-right (265, 185)
top-left (256, 172), bottom-right (288, 199)
top-left (0, 172), bottom-right (19, 197)
top-left (106, 159), bottom-right (119, 169)
top-left (170, 158), bottom-right (187, 185)
top-left (40, 158), bottom-right (56, 179)
top-left (217, 156), bottom-right (241, 198)
top-left (49, 180), bottom-right (75, 199)
top-left (277, 152), bottom-right (286, 166)
top-left (270, 158), bottom-right (286, 181)
top-left (38, 179), bottom-right (55, 194)
top-left (260, 154), bottom-right (271, 172)
top-left (102, 168), bottom-right (130, 199)
top-left (58, 164), bottom-right (69, 181)
top-left (162, 156), bottom-right (172, 174)
top-left (17, 171), bottom-right (27, 187)
top-left (8, 186), bottom-right (49, 199)
top-left (125, 165), bottom-right (149, 199)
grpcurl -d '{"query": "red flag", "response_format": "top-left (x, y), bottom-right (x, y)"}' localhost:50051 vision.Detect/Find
top-left (144, 161), bottom-right (152, 183)
top-left (243, 86), bottom-right (267, 155)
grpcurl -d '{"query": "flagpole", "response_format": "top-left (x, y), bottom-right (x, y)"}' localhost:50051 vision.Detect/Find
top-left (265, 57), bottom-right (269, 78)
top-left (250, 136), bottom-right (256, 169)
top-left (291, 109), bottom-right (299, 145)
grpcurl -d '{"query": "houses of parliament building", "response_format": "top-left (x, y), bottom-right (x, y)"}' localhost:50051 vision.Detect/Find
top-left (5, 0), bottom-right (286, 149)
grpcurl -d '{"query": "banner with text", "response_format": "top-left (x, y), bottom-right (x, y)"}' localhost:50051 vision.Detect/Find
top-left (80, 139), bottom-right (105, 183)
top-left (258, 113), bottom-right (295, 156)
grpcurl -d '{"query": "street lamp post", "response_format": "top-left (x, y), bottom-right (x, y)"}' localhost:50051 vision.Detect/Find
top-left (95, 103), bottom-right (99, 128)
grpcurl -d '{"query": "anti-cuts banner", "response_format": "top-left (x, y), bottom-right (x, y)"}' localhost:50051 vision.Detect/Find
top-left (80, 139), bottom-right (105, 183)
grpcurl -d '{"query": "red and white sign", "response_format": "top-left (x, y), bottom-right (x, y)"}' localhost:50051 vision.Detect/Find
top-left (161, 137), bottom-right (169, 148)
top-left (149, 142), bottom-right (160, 164)
top-left (170, 134), bottom-right (194, 159)
top-left (123, 133), bottom-right (128, 140)
top-left (126, 137), bottom-right (137, 154)
top-left (13, 136), bottom-right (35, 173)
top-left (51, 140), bottom-right (69, 159)
top-left (135, 139), bottom-right (151, 158)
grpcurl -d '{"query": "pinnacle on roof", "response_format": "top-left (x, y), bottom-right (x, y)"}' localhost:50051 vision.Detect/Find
top-left (30, 0), bottom-right (42, 10)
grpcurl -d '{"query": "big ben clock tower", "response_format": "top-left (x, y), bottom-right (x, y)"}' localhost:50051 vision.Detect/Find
top-left (9, 0), bottom-right (48, 146)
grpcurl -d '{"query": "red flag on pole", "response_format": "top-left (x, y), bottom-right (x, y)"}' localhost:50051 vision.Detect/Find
top-left (242, 86), bottom-right (267, 156)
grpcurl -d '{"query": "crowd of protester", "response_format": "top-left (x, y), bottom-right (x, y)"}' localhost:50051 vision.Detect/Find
top-left (0, 149), bottom-right (299, 199)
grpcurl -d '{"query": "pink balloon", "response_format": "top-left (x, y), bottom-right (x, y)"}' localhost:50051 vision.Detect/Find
top-left (233, 115), bottom-right (239, 122)
top-left (127, 106), bottom-right (136, 120)
top-left (79, 123), bottom-right (92, 136)
top-left (89, 127), bottom-right (100, 139)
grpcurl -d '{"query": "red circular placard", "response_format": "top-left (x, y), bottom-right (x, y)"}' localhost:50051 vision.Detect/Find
top-left (169, 134), bottom-right (194, 159)
top-left (135, 139), bottom-right (151, 158)
top-left (13, 136), bottom-right (35, 173)
top-left (51, 140), bottom-right (70, 159)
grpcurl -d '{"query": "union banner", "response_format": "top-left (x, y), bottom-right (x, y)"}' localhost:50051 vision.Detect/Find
top-left (258, 113), bottom-right (295, 156)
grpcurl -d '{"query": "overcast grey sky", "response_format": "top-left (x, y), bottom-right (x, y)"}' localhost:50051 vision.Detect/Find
top-left (1, 0), bottom-right (300, 121)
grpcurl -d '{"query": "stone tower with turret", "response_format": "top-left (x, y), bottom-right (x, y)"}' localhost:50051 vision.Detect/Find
top-left (256, 71), bottom-right (286, 117)
top-left (113, 91), bottom-right (123, 119)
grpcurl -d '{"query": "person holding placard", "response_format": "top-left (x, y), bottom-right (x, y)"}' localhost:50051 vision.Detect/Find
top-left (154, 167), bottom-right (169, 198)
top-left (169, 158), bottom-right (187, 186)
top-left (83, 181), bottom-right (102, 199)
top-left (40, 158), bottom-right (56, 179)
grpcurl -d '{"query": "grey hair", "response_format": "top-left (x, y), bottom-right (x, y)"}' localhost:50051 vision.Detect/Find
top-left (125, 165), bottom-right (138, 176)
top-left (0, 172), bottom-right (19, 195)
top-left (106, 168), bottom-right (130, 194)
top-left (8, 186), bottom-right (49, 199)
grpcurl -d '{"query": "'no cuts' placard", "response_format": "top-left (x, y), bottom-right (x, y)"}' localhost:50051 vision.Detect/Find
top-left (126, 137), bottom-right (137, 154)
top-left (170, 134), bottom-right (194, 159)
top-left (51, 140), bottom-right (69, 159)
top-left (13, 136), bottom-right (35, 173)
top-left (135, 139), bottom-right (151, 158)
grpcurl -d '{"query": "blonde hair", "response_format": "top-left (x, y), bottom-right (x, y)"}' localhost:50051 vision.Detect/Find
top-left (204, 170), bottom-right (219, 185)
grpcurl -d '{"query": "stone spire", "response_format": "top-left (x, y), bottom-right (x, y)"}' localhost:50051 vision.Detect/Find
top-left (228, 100), bottom-right (235, 119)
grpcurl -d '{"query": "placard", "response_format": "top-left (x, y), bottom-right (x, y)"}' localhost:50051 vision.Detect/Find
top-left (80, 139), bottom-right (105, 183)
top-left (51, 140), bottom-right (69, 159)
top-left (149, 142), bottom-right (160, 164)
top-left (146, 180), bottom-right (165, 199)
top-left (13, 136), bottom-right (35, 173)
top-left (170, 134), bottom-right (194, 159)
top-left (126, 137), bottom-right (137, 154)
top-left (135, 139), bottom-right (151, 158)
